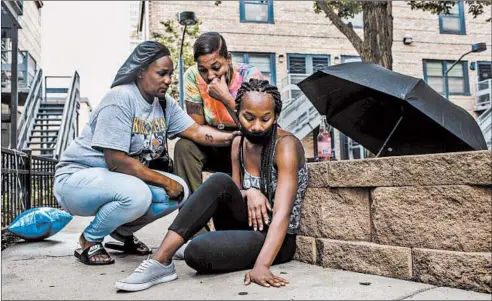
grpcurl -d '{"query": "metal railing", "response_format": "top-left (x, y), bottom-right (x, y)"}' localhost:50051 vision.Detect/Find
top-left (1, 148), bottom-right (59, 228)
top-left (277, 94), bottom-right (321, 140)
top-left (477, 107), bottom-right (491, 150)
top-left (16, 69), bottom-right (44, 150)
top-left (54, 71), bottom-right (80, 160)
top-left (280, 73), bottom-right (310, 88)
top-left (44, 76), bottom-right (71, 101)
top-left (1, 50), bottom-right (37, 89)
top-left (475, 79), bottom-right (492, 111)
top-left (280, 73), bottom-right (310, 102)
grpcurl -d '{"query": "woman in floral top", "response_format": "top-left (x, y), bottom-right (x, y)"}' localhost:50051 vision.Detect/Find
top-left (174, 32), bottom-right (263, 193)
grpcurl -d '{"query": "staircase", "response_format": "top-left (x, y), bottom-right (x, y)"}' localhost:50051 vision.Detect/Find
top-left (14, 70), bottom-right (81, 159)
top-left (27, 103), bottom-right (65, 157)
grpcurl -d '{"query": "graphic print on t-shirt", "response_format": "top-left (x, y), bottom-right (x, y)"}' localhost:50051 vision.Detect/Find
top-left (132, 117), bottom-right (167, 164)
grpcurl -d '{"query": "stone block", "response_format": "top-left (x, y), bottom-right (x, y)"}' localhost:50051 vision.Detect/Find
top-left (372, 185), bottom-right (492, 252)
top-left (307, 162), bottom-right (329, 188)
top-left (316, 239), bottom-right (413, 279)
top-left (413, 248), bottom-right (492, 293)
top-left (294, 236), bottom-right (316, 264)
top-left (328, 157), bottom-right (393, 187)
top-left (392, 151), bottom-right (492, 186)
top-left (300, 188), bottom-right (370, 241)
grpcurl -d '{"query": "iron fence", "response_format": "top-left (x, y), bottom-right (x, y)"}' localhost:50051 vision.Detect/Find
top-left (1, 148), bottom-right (59, 228)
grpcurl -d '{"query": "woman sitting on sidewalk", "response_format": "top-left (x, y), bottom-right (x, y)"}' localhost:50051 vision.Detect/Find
top-left (116, 78), bottom-right (309, 291)
top-left (54, 41), bottom-right (237, 266)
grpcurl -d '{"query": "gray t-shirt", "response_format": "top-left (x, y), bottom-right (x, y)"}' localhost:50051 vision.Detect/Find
top-left (55, 83), bottom-right (195, 177)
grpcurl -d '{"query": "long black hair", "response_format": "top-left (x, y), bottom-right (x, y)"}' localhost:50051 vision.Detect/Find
top-left (111, 41), bottom-right (171, 89)
top-left (193, 32), bottom-right (228, 61)
top-left (236, 78), bottom-right (282, 204)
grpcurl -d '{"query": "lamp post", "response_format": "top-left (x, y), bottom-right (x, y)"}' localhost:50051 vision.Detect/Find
top-left (178, 11), bottom-right (197, 109)
top-left (444, 42), bottom-right (487, 100)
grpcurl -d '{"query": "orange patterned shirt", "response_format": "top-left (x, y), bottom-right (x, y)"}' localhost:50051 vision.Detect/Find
top-left (184, 63), bottom-right (263, 128)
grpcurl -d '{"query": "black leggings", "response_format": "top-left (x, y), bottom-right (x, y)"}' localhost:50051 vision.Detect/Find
top-left (168, 172), bottom-right (296, 273)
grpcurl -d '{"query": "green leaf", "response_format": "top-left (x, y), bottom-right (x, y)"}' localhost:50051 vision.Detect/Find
top-left (151, 18), bottom-right (201, 99)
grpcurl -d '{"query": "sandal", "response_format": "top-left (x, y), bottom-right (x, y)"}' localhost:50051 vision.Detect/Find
top-left (74, 243), bottom-right (115, 265)
top-left (104, 235), bottom-right (152, 255)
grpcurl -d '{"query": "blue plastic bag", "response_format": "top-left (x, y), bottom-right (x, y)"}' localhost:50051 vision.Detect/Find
top-left (8, 207), bottom-right (73, 240)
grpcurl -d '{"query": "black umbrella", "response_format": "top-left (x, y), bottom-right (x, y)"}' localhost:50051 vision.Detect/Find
top-left (298, 62), bottom-right (487, 157)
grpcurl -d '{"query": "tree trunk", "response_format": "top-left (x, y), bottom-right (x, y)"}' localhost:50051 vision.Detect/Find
top-left (360, 2), bottom-right (393, 70)
top-left (315, 1), bottom-right (394, 70)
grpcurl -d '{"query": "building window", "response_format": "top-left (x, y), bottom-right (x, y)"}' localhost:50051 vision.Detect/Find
top-left (286, 54), bottom-right (330, 99)
top-left (423, 60), bottom-right (470, 96)
top-left (439, 1), bottom-right (466, 35)
top-left (231, 52), bottom-right (276, 85)
top-left (240, 0), bottom-right (274, 24)
top-left (343, 12), bottom-right (363, 29)
top-left (287, 54), bottom-right (330, 74)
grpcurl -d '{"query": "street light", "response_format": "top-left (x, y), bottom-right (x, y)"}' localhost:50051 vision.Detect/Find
top-left (178, 11), bottom-right (197, 108)
top-left (444, 42), bottom-right (487, 100)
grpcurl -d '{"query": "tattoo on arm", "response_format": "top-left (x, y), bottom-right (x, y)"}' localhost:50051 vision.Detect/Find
top-left (205, 134), bottom-right (214, 142)
top-left (186, 101), bottom-right (204, 115)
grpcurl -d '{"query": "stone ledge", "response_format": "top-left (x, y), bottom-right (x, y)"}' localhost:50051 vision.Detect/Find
top-left (392, 150), bottom-right (492, 187)
top-left (327, 157), bottom-right (394, 187)
top-left (371, 185), bottom-right (492, 252)
top-left (300, 188), bottom-right (370, 241)
top-left (413, 248), bottom-right (492, 294)
top-left (306, 150), bottom-right (492, 188)
top-left (316, 239), bottom-right (413, 280)
top-left (294, 236), bottom-right (316, 264)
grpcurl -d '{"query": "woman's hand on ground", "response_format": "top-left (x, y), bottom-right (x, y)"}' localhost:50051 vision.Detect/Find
top-left (244, 265), bottom-right (288, 288)
top-left (162, 177), bottom-right (184, 199)
top-left (244, 188), bottom-right (271, 231)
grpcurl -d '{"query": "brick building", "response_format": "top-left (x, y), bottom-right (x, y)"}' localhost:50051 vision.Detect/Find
top-left (144, 1), bottom-right (492, 159)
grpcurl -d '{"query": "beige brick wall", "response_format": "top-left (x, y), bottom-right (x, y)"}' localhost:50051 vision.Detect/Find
top-left (18, 1), bottom-right (42, 66)
top-left (149, 1), bottom-right (490, 114)
top-left (149, 1), bottom-right (491, 158)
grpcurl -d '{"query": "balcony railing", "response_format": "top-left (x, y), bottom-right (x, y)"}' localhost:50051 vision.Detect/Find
top-left (477, 107), bottom-right (491, 150)
top-left (475, 79), bottom-right (492, 112)
top-left (2, 1), bottom-right (24, 18)
top-left (281, 73), bottom-right (310, 88)
top-left (1, 50), bottom-right (37, 90)
top-left (280, 73), bottom-right (310, 102)
top-left (13, 1), bottom-right (24, 14)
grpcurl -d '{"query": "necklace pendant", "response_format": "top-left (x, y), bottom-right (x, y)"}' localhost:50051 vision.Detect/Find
top-left (217, 123), bottom-right (225, 130)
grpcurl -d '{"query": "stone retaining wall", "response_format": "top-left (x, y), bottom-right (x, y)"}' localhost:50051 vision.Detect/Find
top-left (295, 150), bottom-right (492, 293)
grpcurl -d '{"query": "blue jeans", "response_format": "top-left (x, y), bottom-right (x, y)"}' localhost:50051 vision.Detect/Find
top-left (54, 168), bottom-right (181, 243)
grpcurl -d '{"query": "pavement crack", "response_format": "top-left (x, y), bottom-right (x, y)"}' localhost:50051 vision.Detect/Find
top-left (8, 255), bottom-right (73, 262)
top-left (46, 255), bottom-right (73, 258)
top-left (395, 286), bottom-right (437, 300)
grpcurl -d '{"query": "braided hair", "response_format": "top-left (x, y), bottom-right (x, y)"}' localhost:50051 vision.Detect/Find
top-left (236, 78), bottom-right (282, 205)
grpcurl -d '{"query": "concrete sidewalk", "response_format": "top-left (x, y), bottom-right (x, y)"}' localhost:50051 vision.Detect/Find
top-left (1, 214), bottom-right (490, 300)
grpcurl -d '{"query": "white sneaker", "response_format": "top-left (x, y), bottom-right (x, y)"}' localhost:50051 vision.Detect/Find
top-left (115, 259), bottom-right (177, 292)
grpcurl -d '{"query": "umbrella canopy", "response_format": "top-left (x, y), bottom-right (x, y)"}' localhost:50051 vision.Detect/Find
top-left (298, 62), bottom-right (487, 157)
